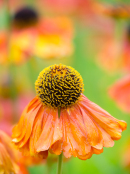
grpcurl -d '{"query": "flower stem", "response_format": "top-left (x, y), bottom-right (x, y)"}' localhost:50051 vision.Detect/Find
top-left (57, 153), bottom-right (63, 174)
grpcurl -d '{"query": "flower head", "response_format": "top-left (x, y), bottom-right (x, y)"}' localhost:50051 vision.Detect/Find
top-left (12, 64), bottom-right (127, 160)
top-left (35, 64), bottom-right (84, 108)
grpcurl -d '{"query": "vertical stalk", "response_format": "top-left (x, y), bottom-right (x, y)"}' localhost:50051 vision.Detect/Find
top-left (46, 158), bottom-right (51, 174)
top-left (57, 153), bottom-right (63, 174)
top-left (57, 108), bottom-right (63, 174)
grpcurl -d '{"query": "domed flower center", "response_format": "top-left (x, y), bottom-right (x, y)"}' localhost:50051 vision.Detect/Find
top-left (35, 64), bottom-right (84, 108)
top-left (13, 7), bottom-right (38, 29)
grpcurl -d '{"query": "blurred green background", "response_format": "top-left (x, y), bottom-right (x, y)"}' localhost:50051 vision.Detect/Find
top-left (0, 0), bottom-right (130, 174)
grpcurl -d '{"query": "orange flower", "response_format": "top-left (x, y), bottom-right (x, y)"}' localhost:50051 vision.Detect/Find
top-left (96, 24), bottom-right (130, 73)
top-left (120, 24), bottom-right (130, 72)
top-left (34, 17), bottom-right (74, 59)
top-left (0, 130), bottom-right (19, 174)
top-left (12, 64), bottom-right (127, 160)
top-left (97, 35), bottom-right (121, 73)
top-left (109, 75), bottom-right (130, 113)
top-left (121, 41), bottom-right (130, 72)
top-left (0, 29), bottom-right (36, 65)
top-left (0, 7), bottom-right (40, 65)
top-left (95, 5), bottom-right (130, 73)
top-left (0, 7), bottom-right (74, 65)
top-left (96, 3), bottom-right (130, 19)
top-left (0, 129), bottom-right (44, 174)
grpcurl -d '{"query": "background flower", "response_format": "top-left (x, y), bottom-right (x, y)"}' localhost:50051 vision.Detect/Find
top-left (0, 130), bottom-right (19, 174)
top-left (109, 75), bottom-right (130, 113)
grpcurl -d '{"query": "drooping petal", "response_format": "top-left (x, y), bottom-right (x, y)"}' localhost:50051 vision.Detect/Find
top-left (12, 97), bottom-right (39, 138)
top-left (79, 94), bottom-right (126, 143)
top-left (61, 108), bottom-right (91, 159)
top-left (77, 105), bottom-right (103, 148)
top-left (12, 98), bottom-right (42, 147)
top-left (36, 108), bottom-right (62, 152)
top-left (29, 106), bottom-right (46, 155)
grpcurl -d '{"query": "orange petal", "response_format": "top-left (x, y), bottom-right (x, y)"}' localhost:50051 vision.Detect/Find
top-left (13, 103), bottom-right (42, 147)
top-left (29, 106), bottom-right (46, 155)
top-left (98, 127), bottom-right (114, 147)
top-left (77, 151), bottom-right (92, 160)
top-left (0, 131), bottom-right (19, 174)
top-left (36, 108), bottom-right (62, 152)
top-left (80, 94), bottom-right (126, 140)
top-left (61, 109), bottom-right (91, 158)
top-left (92, 147), bottom-right (103, 155)
top-left (77, 105), bottom-right (103, 149)
top-left (50, 140), bottom-right (63, 155)
top-left (12, 97), bottom-right (40, 139)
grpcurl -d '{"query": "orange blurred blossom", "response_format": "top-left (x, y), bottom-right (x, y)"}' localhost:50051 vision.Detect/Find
top-left (109, 75), bottom-right (130, 113)
top-left (120, 25), bottom-right (130, 72)
top-left (97, 35), bottom-right (121, 73)
top-left (97, 23), bottom-right (130, 73)
top-left (0, 7), bottom-right (74, 64)
top-left (0, 129), bottom-right (42, 174)
top-left (0, 130), bottom-right (19, 174)
top-left (96, 3), bottom-right (130, 19)
top-left (0, 129), bottom-right (45, 174)
top-left (34, 16), bottom-right (74, 59)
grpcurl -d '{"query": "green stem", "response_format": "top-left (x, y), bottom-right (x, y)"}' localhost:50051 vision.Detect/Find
top-left (57, 153), bottom-right (63, 174)
top-left (46, 159), bottom-right (51, 174)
